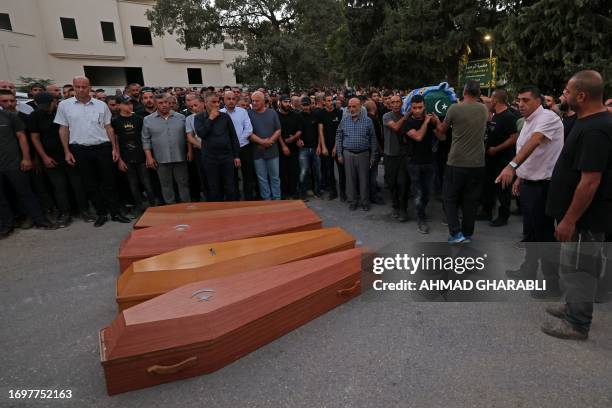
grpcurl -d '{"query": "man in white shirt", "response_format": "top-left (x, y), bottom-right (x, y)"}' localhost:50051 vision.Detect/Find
top-left (496, 85), bottom-right (564, 296)
top-left (221, 90), bottom-right (255, 200)
top-left (54, 76), bottom-right (130, 227)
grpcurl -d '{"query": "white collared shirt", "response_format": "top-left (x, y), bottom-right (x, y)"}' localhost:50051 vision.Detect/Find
top-left (220, 106), bottom-right (253, 147)
top-left (54, 97), bottom-right (112, 146)
top-left (516, 105), bottom-right (564, 181)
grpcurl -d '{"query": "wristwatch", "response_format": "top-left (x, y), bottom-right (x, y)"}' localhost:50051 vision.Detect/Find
top-left (509, 161), bottom-right (519, 169)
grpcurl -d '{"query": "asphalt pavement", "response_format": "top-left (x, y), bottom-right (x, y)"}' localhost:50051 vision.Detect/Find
top-left (1, 190), bottom-right (611, 408)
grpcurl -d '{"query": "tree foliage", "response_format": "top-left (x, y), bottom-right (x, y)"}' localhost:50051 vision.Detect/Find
top-left (147, 0), bottom-right (612, 94)
top-left (17, 76), bottom-right (53, 93)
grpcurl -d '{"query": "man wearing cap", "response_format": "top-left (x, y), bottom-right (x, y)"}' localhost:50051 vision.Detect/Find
top-left (30, 92), bottom-right (92, 226)
top-left (54, 76), bottom-right (131, 227)
top-left (220, 90), bottom-right (255, 200)
top-left (112, 96), bottom-right (156, 212)
top-left (335, 97), bottom-right (378, 211)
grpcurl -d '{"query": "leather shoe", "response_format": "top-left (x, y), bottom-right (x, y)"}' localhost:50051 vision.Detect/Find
top-left (94, 215), bottom-right (108, 227)
top-left (349, 203), bottom-right (358, 211)
top-left (111, 214), bottom-right (131, 224)
top-left (541, 319), bottom-right (587, 340)
top-left (0, 224), bottom-right (14, 239)
top-left (362, 203), bottom-right (370, 211)
top-left (34, 220), bottom-right (58, 230)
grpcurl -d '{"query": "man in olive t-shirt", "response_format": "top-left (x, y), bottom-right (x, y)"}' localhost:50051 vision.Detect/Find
top-left (435, 80), bottom-right (488, 243)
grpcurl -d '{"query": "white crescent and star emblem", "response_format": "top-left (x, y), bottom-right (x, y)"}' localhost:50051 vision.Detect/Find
top-left (434, 100), bottom-right (449, 114)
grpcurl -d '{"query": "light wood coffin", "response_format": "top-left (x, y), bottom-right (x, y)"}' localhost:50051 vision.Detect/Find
top-left (118, 208), bottom-right (322, 272)
top-left (145, 200), bottom-right (304, 213)
top-left (134, 200), bottom-right (307, 229)
top-left (101, 248), bottom-right (363, 395)
top-left (116, 227), bottom-right (355, 311)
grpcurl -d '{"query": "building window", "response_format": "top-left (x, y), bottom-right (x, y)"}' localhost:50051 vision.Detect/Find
top-left (130, 26), bottom-right (152, 46)
top-left (187, 68), bottom-right (203, 85)
top-left (60, 17), bottom-right (78, 39)
top-left (101, 21), bottom-right (116, 42)
top-left (0, 13), bottom-right (12, 31)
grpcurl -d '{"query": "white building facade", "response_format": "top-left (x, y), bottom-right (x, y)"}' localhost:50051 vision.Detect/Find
top-left (0, 0), bottom-right (246, 88)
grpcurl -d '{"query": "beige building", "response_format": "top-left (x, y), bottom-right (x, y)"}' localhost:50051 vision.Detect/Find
top-left (0, 0), bottom-right (246, 88)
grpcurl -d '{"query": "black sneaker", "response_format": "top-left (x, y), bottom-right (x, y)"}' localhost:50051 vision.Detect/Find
top-left (0, 224), bottom-right (14, 239)
top-left (417, 220), bottom-right (430, 234)
top-left (398, 212), bottom-right (409, 223)
top-left (391, 209), bottom-right (400, 219)
top-left (362, 203), bottom-right (371, 212)
top-left (340, 193), bottom-right (347, 202)
top-left (34, 219), bottom-right (58, 230)
top-left (111, 214), bottom-right (132, 224)
top-left (489, 218), bottom-right (508, 227)
top-left (349, 203), bottom-right (358, 211)
top-left (18, 217), bottom-right (33, 229)
top-left (327, 193), bottom-right (338, 201)
top-left (541, 320), bottom-right (588, 340)
top-left (56, 213), bottom-right (72, 228)
top-left (94, 215), bottom-right (108, 227)
top-left (81, 211), bottom-right (96, 223)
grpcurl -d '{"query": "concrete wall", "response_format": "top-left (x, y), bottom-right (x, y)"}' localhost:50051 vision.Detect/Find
top-left (0, 0), bottom-right (246, 87)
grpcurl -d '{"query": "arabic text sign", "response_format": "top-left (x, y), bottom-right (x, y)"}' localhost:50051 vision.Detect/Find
top-left (461, 58), bottom-right (497, 88)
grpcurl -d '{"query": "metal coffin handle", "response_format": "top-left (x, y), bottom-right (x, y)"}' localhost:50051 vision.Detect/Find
top-left (147, 356), bottom-right (198, 375)
top-left (337, 280), bottom-right (360, 296)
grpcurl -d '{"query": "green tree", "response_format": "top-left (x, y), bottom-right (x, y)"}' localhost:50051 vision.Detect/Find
top-left (146, 0), bottom-right (342, 90)
top-left (497, 0), bottom-right (612, 95)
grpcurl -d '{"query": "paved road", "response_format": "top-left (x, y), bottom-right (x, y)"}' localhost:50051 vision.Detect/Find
top-left (1, 195), bottom-right (611, 408)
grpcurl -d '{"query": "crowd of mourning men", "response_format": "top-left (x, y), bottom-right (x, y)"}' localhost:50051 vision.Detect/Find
top-left (0, 70), bottom-right (611, 340)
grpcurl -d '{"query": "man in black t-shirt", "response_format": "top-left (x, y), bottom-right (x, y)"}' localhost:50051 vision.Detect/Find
top-left (480, 89), bottom-right (518, 226)
top-left (402, 94), bottom-right (445, 234)
top-left (112, 96), bottom-right (156, 212)
top-left (30, 92), bottom-right (91, 226)
top-left (277, 95), bottom-right (302, 199)
top-left (542, 70), bottom-right (612, 341)
top-left (298, 97), bottom-right (323, 199)
top-left (317, 95), bottom-right (343, 199)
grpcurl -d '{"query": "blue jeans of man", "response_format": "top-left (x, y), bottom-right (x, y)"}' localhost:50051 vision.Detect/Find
top-left (253, 157), bottom-right (281, 200)
top-left (299, 148), bottom-right (321, 196)
top-left (407, 162), bottom-right (434, 221)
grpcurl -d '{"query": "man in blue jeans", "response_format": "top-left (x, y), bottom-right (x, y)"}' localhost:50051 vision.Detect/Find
top-left (402, 94), bottom-right (446, 233)
top-left (298, 96), bottom-right (324, 199)
top-left (248, 91), bottom-right (282, 200)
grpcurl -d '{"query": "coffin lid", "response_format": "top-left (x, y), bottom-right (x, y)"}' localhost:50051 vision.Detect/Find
top-left (134, 201), bottom-right (307, 228)
top-left (146, 200), bottom-right (305, 214)
top-left (116, 227), bottom-right (356, 303)
top-left (103, 248), bottom-right (362, 362)
top-left (120, 208), bottom-right (322, 258)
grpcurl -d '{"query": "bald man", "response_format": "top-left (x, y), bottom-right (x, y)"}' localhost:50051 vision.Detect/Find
top-left (54, 76), bottom-right (130, 227)
top-left (248, 91), bottom-right (282, 200)
top-left (542, 70), bottom-right (612, 340)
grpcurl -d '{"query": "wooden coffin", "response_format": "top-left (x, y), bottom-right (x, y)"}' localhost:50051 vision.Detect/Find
top-left (119, 208), bottom-right (322, 272)
top-left (101, 248), bottom-right (363, 395)
top-left (116, 227), bottom-right (355, 311)
top-left (134, 200), bottom-right (307, 229)
top-left (145, 200), bottom-right (304, 213)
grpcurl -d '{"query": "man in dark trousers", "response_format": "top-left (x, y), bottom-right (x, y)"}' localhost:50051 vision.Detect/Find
top-left (480, 89), bottom-right (518, 226)
top-left (194, 93), bottom-right (241, 201)
top-left (277, 95), bottom-right (302, 199)
top-left (543, 70), bottom-right (612, 340)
